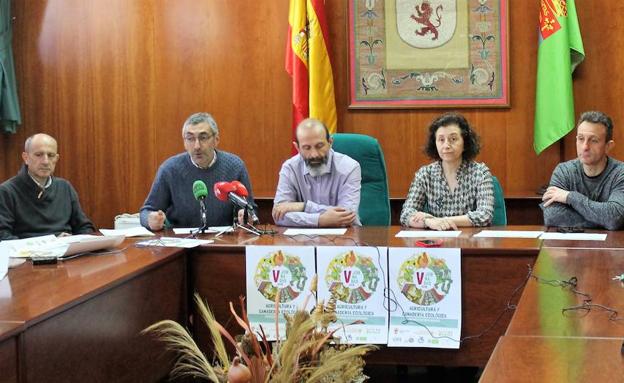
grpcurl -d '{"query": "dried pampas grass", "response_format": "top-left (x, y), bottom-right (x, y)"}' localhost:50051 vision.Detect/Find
top-left (144, 284), bottom-right (377, 383)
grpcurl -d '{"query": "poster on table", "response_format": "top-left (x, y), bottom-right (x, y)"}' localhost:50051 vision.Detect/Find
top-left (246, 245), bottom-right (316, 340)
top-left (387, 247), bottom-right (461, 349)
top-left (316, 246), bottom-right (388, 344)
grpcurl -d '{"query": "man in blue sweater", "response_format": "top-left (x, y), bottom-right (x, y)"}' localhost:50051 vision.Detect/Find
top-left (140, 113), bottom-right (256, 230)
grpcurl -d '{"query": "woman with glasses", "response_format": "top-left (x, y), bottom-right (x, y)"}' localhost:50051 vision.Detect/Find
top-left (400, 112), bottom-right (494, 231)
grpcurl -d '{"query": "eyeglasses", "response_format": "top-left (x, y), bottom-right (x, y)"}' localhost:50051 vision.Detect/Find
top-left (184, 133), bottom-right (214, 144)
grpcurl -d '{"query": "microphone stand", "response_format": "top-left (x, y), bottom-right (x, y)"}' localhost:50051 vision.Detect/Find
top-left (236, 222), bottom-right (261, 236)
top-left (236, 206), bottom-right (275, 236)
top-left (191, 199), bottom-right (209, 237)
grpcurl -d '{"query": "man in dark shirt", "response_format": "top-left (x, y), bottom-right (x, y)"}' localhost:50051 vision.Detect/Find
top-left (0, 133), bottom-right (95, 240)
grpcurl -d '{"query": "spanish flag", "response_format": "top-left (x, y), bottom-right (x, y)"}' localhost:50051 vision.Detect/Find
top-left (285, 0), bottom-right (337, 139)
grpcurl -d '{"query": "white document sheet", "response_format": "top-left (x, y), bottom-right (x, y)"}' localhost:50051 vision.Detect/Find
top-left (395, 230), bottom-right (462, 238)
top-left (473, 230), bottom-right (544, 239)
top-left (172, 226), bottom-right (234, 235)
top-left (0, 273), bottom-right (11, 296)
top-left (539, 232), bottom-right (607, 241)
top-left (100, 227), bottom-right (155, 237)
top-left (136, 237), bottom-right (213, 248)
top-left (283, 228), bottom-right (348, 236)
top-left (0, 246), bottom-right (7, 280)
top-left (2, 235), bottom-right (68, 258)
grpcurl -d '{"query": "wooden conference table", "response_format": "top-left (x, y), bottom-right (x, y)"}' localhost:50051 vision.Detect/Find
top-left (507, 247), bottom-right (624, 338)
top-left (0, 245), bottom-right (187, 383)
top-left (0, 321), bottom-right (24, 383)
top-left (481, 238), bottom-right (624, 382)
top-left (0, 225), bottom-right (560, 382)
top-left (480, 336), bottom-right (624, 382)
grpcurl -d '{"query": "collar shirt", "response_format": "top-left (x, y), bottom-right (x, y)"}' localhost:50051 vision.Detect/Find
top-left (190, 150), bottom-right (217, 169)
top-left (28, 174), bottom-right (52, 189)
top-left (274, 149), bottom-right (362, 227)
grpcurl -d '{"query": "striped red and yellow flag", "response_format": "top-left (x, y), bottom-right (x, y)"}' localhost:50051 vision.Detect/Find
top-left (285, 0), bottom-right (337, 141)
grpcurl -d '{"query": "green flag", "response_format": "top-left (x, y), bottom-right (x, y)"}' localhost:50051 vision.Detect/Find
top-left (534, 0), bottom-right (584, 154)
top-left (0, 0), bottom-right (21, 134)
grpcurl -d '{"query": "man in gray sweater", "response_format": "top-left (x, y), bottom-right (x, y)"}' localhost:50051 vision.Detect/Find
top-left (542, 111), bottom-right (624, 230)
top-left (0, 133), bottom-right (94, 239)
top-left (140, 113), bottom-right (256, 230)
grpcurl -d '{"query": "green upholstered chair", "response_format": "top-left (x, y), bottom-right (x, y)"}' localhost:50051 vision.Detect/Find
top-left (491, 175), bottom-right (507, 226)
top-left (331, 133), bottom-right (390, 225)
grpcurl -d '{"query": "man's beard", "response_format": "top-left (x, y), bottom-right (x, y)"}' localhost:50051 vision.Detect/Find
top-left (304, 154), bottom-right (329, 176)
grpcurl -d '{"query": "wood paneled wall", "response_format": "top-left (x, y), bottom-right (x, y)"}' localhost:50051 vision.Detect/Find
top-left (1, 1), bottom-right (621, 228)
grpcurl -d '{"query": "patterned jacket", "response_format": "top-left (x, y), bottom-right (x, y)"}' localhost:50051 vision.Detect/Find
top-left (400, 160), bottom-right (494, 226)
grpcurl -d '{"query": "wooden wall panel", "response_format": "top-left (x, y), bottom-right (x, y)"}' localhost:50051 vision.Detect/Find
top-left (564, 1), bottom-right (624, 160)
top-left (1, 1), bottom-right (621, 228)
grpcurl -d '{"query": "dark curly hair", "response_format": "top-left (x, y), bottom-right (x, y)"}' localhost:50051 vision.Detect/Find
top-left (424, 112), bottom-right (481, 161)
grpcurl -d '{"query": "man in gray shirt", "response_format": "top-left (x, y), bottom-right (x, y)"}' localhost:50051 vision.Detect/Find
top-left (542, 111), bottom-right (624, 230)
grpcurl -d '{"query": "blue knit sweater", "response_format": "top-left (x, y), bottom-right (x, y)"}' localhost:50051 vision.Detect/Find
top-left (140, 151), bottom-right (256, 228)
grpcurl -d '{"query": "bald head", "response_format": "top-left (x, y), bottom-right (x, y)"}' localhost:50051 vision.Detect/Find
top-left (295, 118), bottom-right (330, 144)
top-left (22, 133), bottom-right (60, 184)
top-left (24, 133), bottom-right (57, 153)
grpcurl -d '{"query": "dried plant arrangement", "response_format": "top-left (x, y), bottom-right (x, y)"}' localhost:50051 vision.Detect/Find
top-left (144, 277), bottom-right (377, 383)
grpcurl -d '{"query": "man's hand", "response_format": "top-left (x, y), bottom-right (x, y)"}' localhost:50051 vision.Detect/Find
top-left (148, 210), bottom-right (166, 231)
top-left (424, 217), bottom-right (458, 231)
top-left (237, 209), bottom-right (246, 224)
top-left (542, 186), bottom-right (570, 207)
top-left (272, 202), bottom-right (305, 222)
top-left (318, 207), bottom-right (356, 227)
top-left (237, 209), bottom-right (258, 225)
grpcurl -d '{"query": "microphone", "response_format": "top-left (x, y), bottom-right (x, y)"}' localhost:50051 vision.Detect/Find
top-left (192, 180), bottom-right (208, 201)
top-left (231, 181), bottom-right (259, 223)
top-left (230, 180), bottom-right (249, 198)
top-left (213, 181), bottom-right (237, 202)
top-left (213, 181), bottom-right (258, 223)
top-left (192, 180), bottom-right (209, 231)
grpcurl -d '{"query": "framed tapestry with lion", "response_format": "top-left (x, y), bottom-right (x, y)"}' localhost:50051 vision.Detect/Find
top-left (349, 0), bottom-right (509, 108)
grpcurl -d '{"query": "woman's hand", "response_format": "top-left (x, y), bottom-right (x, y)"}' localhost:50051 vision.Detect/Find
top-left (408, 212), bottom-right (431, 228)
top-left (424, 217), bottom-right (458, 231)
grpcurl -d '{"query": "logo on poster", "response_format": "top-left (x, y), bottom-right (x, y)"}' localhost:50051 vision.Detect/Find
top-left (325, 250), bottom-right (380, 304)
top-left (271, 266), bottom-right (293, 289)
top-left (341, 267), bottom-right (364, 289)
top-left (414, 267), bottom-right (437, 290)
top-left (254, 250), bottom-right (308, 303)
top-left (397, 251), bottom-right (452, 306)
